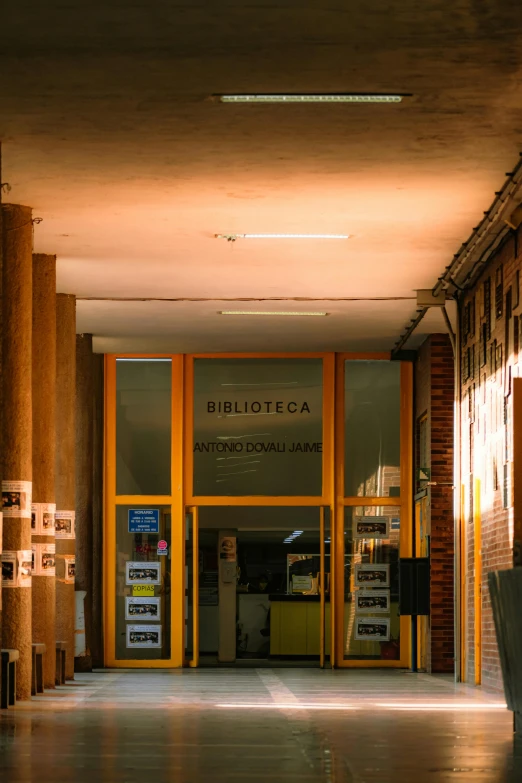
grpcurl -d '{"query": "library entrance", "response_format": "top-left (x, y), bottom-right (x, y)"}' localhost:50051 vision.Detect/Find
top-left (104, 353), bottom-right (412, 669)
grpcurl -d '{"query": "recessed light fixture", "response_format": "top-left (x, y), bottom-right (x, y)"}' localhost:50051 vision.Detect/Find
top-left (217, 94), bottom-right (405, 104)
top-left (219, 311), bottom-right (328, 317)
top-left (216, 233), bottom-right (349, 241)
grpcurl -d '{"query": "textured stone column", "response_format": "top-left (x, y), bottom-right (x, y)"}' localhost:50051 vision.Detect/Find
top-left (55, 293), bottom-right (76, 679)
top-left (1, 203), bottom-right (33, 700)
top-left (32, 254), bottom-right (57, 689)
top-left (75, 333), bottom-right (93, 671)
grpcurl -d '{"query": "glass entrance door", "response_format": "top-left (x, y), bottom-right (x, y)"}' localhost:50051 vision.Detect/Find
top-left (185, 506), bottom-right (331, 667)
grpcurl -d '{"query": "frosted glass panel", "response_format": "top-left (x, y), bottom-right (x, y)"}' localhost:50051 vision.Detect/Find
top-left (116, 359), bottom-right (171, 495)
top-left (345, 361), bottom-right (401, 497)
top-left (193, 359), bottom-right (323, 496)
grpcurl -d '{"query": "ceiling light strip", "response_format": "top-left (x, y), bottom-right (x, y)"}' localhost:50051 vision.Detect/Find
top-left (218, 94), bottom-right (404, 104)
top-left (215, 233), bottom-right (349, 240)
top-left (219, 311), bottom-right (328, 317)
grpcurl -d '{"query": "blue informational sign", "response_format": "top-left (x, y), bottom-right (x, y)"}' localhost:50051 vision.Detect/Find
top-left (128, 509), bottom-right (160, 534)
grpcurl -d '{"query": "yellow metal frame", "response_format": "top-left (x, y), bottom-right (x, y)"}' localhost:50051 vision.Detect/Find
top-left (104, 351), bottom-right (413, 670)
top-left (473, 478), bottom-right (482, 685)
top-left (334, 355), bottom-right (413, 668)
top-left (104, 354), bottom-right (185, 668)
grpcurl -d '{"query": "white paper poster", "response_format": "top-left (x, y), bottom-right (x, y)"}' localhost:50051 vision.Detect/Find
top-left (18, 550), bottom-right (32, 587)
top-left (126, 624), bottom-right (162, 648)
top-left (355, 589), bottom-right (390, 614)
top-left (125, 596), bottom-right (161, 621)
top-left (354, 617), bottom-right (390, 641)
top-left (31, 503), bottom-right (56, 536)
top-left (1, 551), bottom-right (17, 587)
top-left (126, 561), bottom-right (161, 585)
top-left (55, 510), bottom-right (75, 539)
top-left (353, 516), bottom-right (390, 539)
top-left (2, 481), bottom-right (32, 519)
top-left (32, 543), bottom-right (56, 576)
top-left (354, 563), bottom-right (390, 588)
top-left (64, 556), bottom-right (75, 584)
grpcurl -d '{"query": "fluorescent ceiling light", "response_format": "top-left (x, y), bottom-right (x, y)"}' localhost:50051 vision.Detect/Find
top-left (215, 233), bottom-right (349, 240)
top-left (219, 311), bottom-right (328, 317)
top-left (218, 94), bottom-right (404, 104)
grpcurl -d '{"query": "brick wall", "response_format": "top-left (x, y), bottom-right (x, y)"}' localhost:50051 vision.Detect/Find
top-left (459, 228), bottom-right (520, 691)
top-left (415, 334), bottom-right (455, 673)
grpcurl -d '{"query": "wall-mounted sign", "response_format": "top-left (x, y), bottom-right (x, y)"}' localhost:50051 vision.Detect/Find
top-left (353, 516), bottom-right (390, 539)
top-left (126, 624), bottom-right (162, 648)
top-left (128, 509), bottom-right (160, 534)
top-left (220, 536), bottom-right (236, 562)
top-left (355, 589), bottom-right (390, 614)
top-left (354, 563), bottom-right (390, 588)
top-left (354, 617), bottom-right (390, 641)
top-left (157, 539), bottom-right (168, 556)
top-left (132, 584), bottom-right (155, 597)
top-left (125, 596), bottom-right (160, 621)
top-left (126, 561), bottom-right (161, 585)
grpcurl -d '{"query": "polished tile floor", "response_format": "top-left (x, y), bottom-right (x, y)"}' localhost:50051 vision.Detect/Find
top-left (0, 668), bottom-right (519, 782)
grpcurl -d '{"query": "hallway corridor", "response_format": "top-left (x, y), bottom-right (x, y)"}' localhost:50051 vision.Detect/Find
top-left (0, 669), bottom-right (517, 783)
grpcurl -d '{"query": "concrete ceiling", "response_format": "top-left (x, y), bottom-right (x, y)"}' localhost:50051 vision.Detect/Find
top-left (1, 1), bottom-right (522, 352)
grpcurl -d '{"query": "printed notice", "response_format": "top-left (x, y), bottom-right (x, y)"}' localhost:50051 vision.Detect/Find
top-left (353, 516), bottom-right (390, 540)
top-left (1, 551), bottom-right (17, 587)
top-left (2, 481), bottom-right (32, 519)
top-left (126, 597), bottom-right (160, 621)
top-left (354, 563), bottom-right (390, 589)
top-left (31, 503), bottom-right (56, 536)
top-left (18, 550), bottom-right (32, 587)
top-left (355, 589), bottom-right (390, 614)
top-left (354, 617), bottom-right (390, 642)
top-left (126, 624), bottom-right (162, 648)
top-left (64, 556), bottom-right (75, 584)
top-left (220, 536), bottom-right (236, 562)
top-left (55, 511), bottom-right (75, 539)
top-left (126, 561), bottom-right (161, 585)
top-left (32, 543), bottom-right (56, 576)
top-left (132, 584), bottom-right (155, 597)
top-left (128, 509), bottom-right (160, 534)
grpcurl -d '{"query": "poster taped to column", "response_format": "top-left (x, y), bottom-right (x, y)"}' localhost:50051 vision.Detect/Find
top-left (125, 597), bottom-right (160, 621)
top-left (32, 543), bottom-right (56, 576)
top-left (1, 551), bottom-right (17, 587)
top-left (55, 510), bottom-right (75, 539)
top-left (64, 556), bottom-right (75, 584)
top-left (2, 481), bottom-right (32, 519)
top-left (126, 624), bottom-right (162, 648)
top-left (18, 550), bottom-right (32, 587)
top-left (31, 503), bottom-right (56, 536)
top-left (126, 561), bottom-right (161, 585)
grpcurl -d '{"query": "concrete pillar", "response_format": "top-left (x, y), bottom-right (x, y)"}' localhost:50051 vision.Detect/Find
top-left (32, 253), bottom-right (57, 689)
top-left (92, 352), bottom-right (104, 667)
top-left (1, 203), bottom-right (33, 700)
top-left (218, 530), bottom-right (237, 662)
top-left (55, 293), bottom-right (76, 679)
top-left (75, 333), bottom-right (93, 671)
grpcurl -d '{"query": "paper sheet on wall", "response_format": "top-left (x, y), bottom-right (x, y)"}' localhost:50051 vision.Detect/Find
top-left (55, 510), bottom-right (75, 539)
top-left (2, 481), bottom-right (32, 519)
top-left (31, 503), bottom-right (56, 536)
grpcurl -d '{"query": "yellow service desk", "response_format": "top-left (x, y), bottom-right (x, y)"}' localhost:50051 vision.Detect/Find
top-left (270, 596), bottom-right (330, 656)
top-left (269, 596), bottom-right (400, 657)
